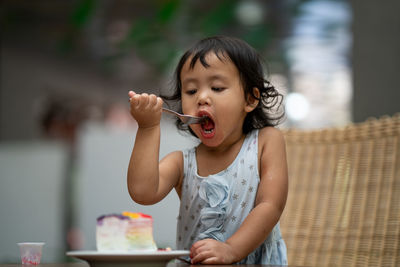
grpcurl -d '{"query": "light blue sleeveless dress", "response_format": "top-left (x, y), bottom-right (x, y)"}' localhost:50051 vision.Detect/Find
top-left (176, 130), bottom-right (288, 265)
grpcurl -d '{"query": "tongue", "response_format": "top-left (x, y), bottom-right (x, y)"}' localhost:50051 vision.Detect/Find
top-left (202, 118), bottom-right (214, 130)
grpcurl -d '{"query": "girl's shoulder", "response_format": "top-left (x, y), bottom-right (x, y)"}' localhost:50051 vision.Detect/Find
top-left (258, 126), bottom-right (285, 141)
top-left (258, 127), bottom-right (286, 152)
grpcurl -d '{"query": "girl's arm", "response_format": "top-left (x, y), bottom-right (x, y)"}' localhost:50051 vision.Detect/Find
top-left (127, 91), bottom-right (183, 205)
top-left (190, 127), bottom-right (288, 264)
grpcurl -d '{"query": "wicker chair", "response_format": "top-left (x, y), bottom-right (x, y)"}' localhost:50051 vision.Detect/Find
top-left (280, 114), bottom-right (400, 267)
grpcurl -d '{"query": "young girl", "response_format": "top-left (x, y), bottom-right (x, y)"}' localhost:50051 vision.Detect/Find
top-left (127, 36), bottom-right (288, 265)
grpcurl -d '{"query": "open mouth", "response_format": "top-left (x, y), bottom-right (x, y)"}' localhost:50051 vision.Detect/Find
top-left (201, 116), bottom-right (214, 134)
top-left (198, 111), bottom-right (215, 137)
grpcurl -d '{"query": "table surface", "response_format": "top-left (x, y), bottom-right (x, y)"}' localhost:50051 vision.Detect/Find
top-left (0, 263), bottom-right (287, 267)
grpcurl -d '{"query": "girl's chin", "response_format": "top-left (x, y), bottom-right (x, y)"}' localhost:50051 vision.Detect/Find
top-left (198, 132), bottom-right (224, 148)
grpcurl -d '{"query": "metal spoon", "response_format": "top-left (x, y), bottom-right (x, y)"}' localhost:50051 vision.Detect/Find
top-left (162, 108), bottom-right (206, 125)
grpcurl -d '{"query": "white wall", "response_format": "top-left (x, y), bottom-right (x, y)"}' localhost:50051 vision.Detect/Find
top-left (75, 117), bottom-right (197, 250)
top-left (0, 141), bottom-right (67, 263)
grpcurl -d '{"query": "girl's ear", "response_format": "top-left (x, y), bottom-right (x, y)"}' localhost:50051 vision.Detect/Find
top-left (245, 87), bottom-right (260, 112)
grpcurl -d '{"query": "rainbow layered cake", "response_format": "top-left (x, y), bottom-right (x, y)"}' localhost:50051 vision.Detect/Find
top-left (96, 212), bottom-right (157, 251)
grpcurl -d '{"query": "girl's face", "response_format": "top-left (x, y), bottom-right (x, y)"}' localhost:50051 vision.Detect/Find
top-left (180, 52), bottom-right (254, 148)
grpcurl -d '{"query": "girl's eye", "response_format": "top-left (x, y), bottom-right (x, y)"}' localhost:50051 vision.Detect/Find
top-left (186, 89), bottom-right (197, 95)
top-left (212, 87), bottom-right (225, 92)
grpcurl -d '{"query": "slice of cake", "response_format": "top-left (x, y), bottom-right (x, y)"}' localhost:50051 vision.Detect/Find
top-left (96, 212), bottom-right (157, 251)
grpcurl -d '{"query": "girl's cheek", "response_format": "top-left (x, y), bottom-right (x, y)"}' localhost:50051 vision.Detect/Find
top-left (190, 125), bottom-right (201, 137)
top-left (181, 101), bottom-right (191, 114)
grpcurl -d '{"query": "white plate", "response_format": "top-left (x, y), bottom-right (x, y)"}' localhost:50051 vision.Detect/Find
top-left (66, 250), bottom-right (190, 267)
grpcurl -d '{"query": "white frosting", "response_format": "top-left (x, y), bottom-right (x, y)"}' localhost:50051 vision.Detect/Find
top-left (96, 214), bottom-right (157, 251)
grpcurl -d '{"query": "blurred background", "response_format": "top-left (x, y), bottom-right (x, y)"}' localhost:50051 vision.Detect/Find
top-left (1, 0), bottom-right (399, 263)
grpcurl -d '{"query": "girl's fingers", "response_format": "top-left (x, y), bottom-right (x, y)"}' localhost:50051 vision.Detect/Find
top-left (190, 240), bottom-right (204, 254)
top-left (129, 92), bottom-right (163, 113)
top-left (191, 250), bottom-right (214, 264)
top-left (128, 90), bottom-right (135, 98)
top-left (190, 240), bottom-right (209, 259)
top-left (132, 93), bottom-right (148, 110)
top-left (130, 94), bottom-right (141, 107)
top-left (140, 93), bottom-right (149, 108)
top-left (156, 96), bottom-right (163, 109)
top-left (147, 94), bottom-right (158, 108)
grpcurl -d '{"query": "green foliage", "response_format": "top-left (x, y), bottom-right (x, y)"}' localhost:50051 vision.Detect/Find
top-left (156, 0), bottom-right (181, 23)
top-left (0, 0), bottom-right (283, 73)
top-left (71, 0), bottom-right (95, 28)
top-left (197, 0), bottom-right (237, 35)
top-left (119, 0), bottom-right (276, 73)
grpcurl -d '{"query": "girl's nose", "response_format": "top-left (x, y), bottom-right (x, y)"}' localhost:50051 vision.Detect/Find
top-left (197, 90), bottom-right (210, 106)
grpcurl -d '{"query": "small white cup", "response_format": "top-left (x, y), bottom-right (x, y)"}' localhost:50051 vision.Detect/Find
top-left (18, 242), bottom-right (45, 265)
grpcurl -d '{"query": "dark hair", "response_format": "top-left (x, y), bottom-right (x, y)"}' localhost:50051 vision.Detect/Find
top-left (163, 35), bottom-right (284, 137)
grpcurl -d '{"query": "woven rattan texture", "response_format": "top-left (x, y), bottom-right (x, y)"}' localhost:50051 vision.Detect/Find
top-left (280, 114), bottom-right (400, 267)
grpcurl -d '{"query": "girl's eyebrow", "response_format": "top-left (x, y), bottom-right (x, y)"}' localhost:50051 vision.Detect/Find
top-left (208, 74), bottom-right (228, 82)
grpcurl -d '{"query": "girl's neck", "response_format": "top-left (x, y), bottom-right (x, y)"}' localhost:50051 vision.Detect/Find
top-left (199, 131), bottom-right (245, 154)
top-left (196, 132), bottom-right (247, 176)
